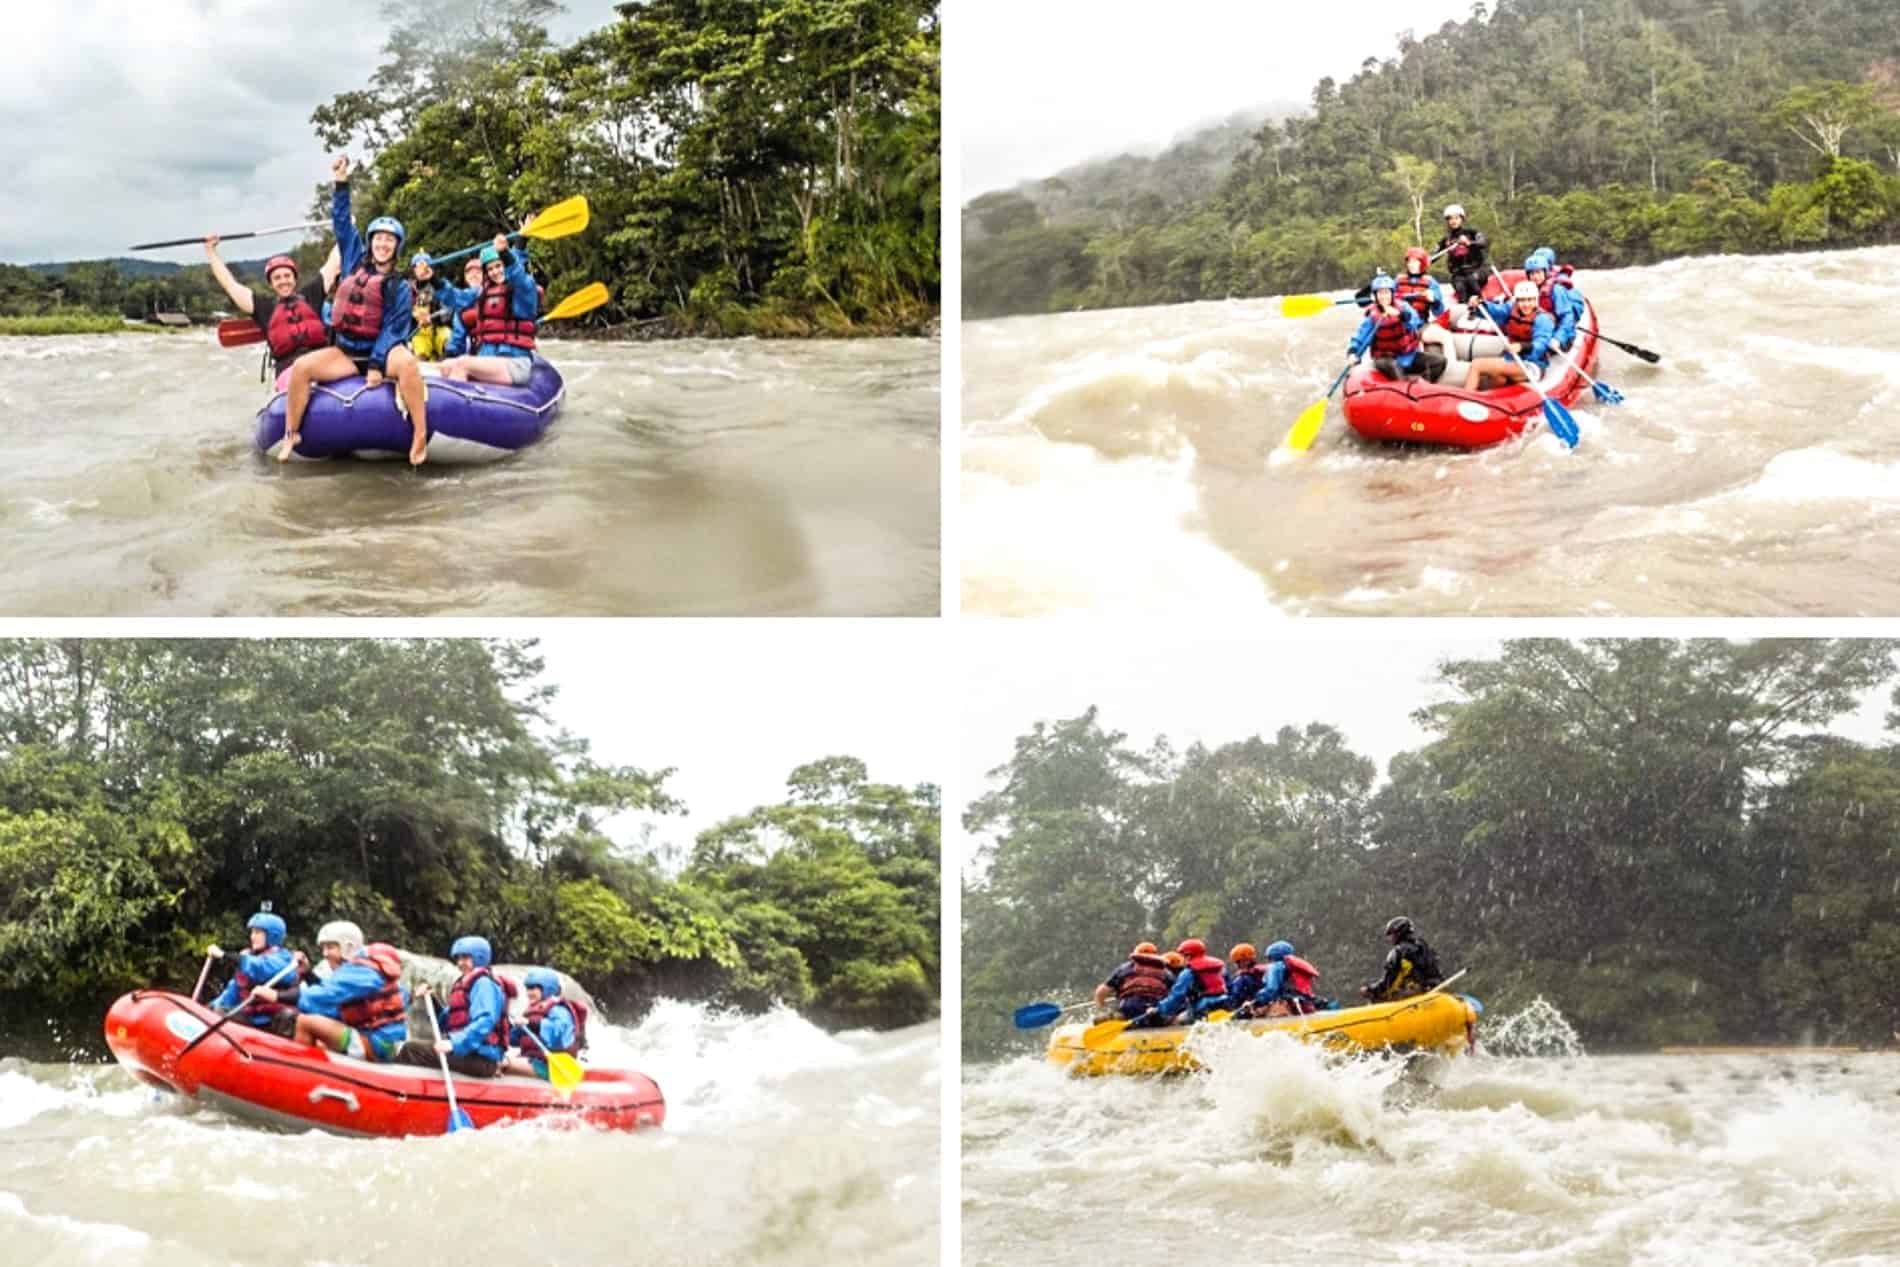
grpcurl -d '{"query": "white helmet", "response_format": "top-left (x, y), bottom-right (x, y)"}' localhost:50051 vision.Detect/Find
top-left (1443, 203), bottom-right (1466, 219)
top-left (316, 920), bottom-right (365, 957)
top-left (1512, 280), bottom-right (1540, 302)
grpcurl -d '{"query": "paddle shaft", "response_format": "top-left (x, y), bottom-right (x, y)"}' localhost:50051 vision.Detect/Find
top-left (190, 947), bottom-right (223, 1003)
top-left (423, 1001), bottom-right (472, 1130)
top-left (175, 960), bottom-right (299, 1060)
top-left (1595, 331), bottom-right (1663, 363)
top-left (130, 222), bottom-right (328, 252)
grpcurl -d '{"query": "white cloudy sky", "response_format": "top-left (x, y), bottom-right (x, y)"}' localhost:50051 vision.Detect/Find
top-left (956, 631), bottom-right (1898, 862)
top-left (955, 0), bottom-right (1482, 197)
top-left (530, 625), bottom-right (945, 861)
top-left (0, 1), bottom-right (625, 265)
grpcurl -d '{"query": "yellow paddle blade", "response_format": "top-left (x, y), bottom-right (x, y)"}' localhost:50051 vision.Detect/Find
top-left (524, 195), bottom-right (590, 242)
top-left (546, 1052), bottom-right (584, 1096)
top-left (1280, 294), bottom-right (1335, 319)
top-left (1284, 398), bottom-right (1328, 451)
top-left (1081, 1018), bottom-right (1134, 1051)
top-left (543, 282), bottom-right (609, 322)
top-left (1204, 1010), bottom-right (1233, 1024)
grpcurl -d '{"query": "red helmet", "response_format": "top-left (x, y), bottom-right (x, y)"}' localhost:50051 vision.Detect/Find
top-left (264, 254), bottom-right (299, 283)
top-left (1177, 938), bottom-right (1206, 958)
top-left (1404, 246), bottom-right (1430, 273)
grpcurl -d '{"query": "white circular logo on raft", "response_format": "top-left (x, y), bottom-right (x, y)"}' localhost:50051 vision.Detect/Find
top-left (166, 1012), bottom-right (207, 1043)
top-left (1456, 402), bottom-right (1490, 423)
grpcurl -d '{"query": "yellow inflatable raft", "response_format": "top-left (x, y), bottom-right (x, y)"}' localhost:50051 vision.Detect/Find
top-left (1046, 990), bottom-right (1479, 1077)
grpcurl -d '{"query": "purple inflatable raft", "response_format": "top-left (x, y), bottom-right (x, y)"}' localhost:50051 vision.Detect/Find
top-left (255, 359), bottom-right (565, 463)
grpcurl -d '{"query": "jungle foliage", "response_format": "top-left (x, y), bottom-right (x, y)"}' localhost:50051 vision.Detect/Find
top-left (963, 639), bottom-right (1900, 1060)
top-left (0, 639), bottom-right (938, 1055)
top-left (5, 0), bottom-right (939, 338)
top-left (964, 0), bottom-right (1900, 317)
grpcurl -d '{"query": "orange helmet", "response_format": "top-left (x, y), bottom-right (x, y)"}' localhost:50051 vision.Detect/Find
top-left (1230, 942), bottom-right (1257, 963)
top-left (1132, 941), bottom-right (1158, 956)
top-left (1165, 951), bottom-right (1186, 969)
top-left (1177, 938), bottom-right (1206, 958)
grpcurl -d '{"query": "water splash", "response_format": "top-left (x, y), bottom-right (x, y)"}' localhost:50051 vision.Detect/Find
top-left (1479, 996), bottom-right (1585, 1058)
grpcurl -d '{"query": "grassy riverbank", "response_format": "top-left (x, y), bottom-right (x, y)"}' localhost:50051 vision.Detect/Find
top-left (0, 313), bottom-right (174, 336)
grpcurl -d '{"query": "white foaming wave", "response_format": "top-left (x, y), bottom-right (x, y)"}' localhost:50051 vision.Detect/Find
top-left (0, 1190), bottom-right (152, 1258)
top-left (1736, 448), bottom-right (1900, 504)
top-left (592, 997), bottom-right (866, 1133)
top-left (1740, 332), bottom-right (1900, 380)
top-left (1718, 1084), bottom-right (1900, 1194)
top-left (0, 1070), bottom-right (72, 1129)
top-left (962, 439), bottom-right (1281, 618)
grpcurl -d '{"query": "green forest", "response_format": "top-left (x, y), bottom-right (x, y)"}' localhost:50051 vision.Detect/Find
top-left (965, 0), bottom-right (1900, 317)
top-left (0, 640), bottom-right (939, 1059)
top-left (3, 0), bottom-right (939, 337)
top-left (963, 639), bottom-right (1900, 1061)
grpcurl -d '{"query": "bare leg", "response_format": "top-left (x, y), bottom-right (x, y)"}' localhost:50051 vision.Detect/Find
top-left (453, 355), bottom-right (527, 387)
top-left (439, 356), bottom-right (470, 382)
top-left (1461, 357), bottom-right (1529, 392)
top-left (282, 347), bottom-right (359, 462)
top-left (294, 1013), bottom-right (350, 1049)
top-left (386, 344), bottom-right (428, 465)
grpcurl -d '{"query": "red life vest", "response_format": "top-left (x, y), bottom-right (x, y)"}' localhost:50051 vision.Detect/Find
top-left (1283, 955), bottom-right (1321, 1000)
top-left (1368, 308), bottom-right (1420, 360)
top-left (473, 280), bottom-right (537, 351)
top-left (234, 957), bottom-right (292, 1021)
top-left (444, 966), bottom-right (517, 1052)
top-left (1395, 274), bottom-right (1436, 320)
top-left (521, 995), bottom-right (589, 1054)
top-left (263, 293), bottom-right (327, 370)
top-left (1500, 304), bottom-right (1540, 348)
top-left (332, 266), bottom-right (398, 344)
top-left (336, 944), bottom-right (407, 1035)
top-left (1117, 952), bottom-right (1172, 1003)
top-left (1186, 953), bottom-right (1227, 998)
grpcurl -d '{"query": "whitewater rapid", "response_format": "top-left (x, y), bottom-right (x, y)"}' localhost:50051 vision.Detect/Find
top-left (961, 243), bottom-right (1900, 616)
top-left (0, 999), bottom-right (938, 1267)
top-left (962, 1006), bottom-right (1900, 1265)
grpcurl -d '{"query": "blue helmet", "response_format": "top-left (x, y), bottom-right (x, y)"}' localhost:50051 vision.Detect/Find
top-left (1524, 255), bottom-right (1548, 274)
top-left (449, 935), bottom-right (492, 968)
top-left (524, 968), bottom-right (562, 997)
top-left (366, 216), bottom-right (406, 251)
top-left (246, 912), bottom-right (287, 947)
top-left (411, 250), bottom-right (432, 268)
top-left (478, 245), bottom-right (502, 266)
top-left (1533, 247), bottom-right (1557, 268)
top-left (1369, 272), bottom-right (1395, 294)
top-left (1265, 940), bottom-right (1294, 961)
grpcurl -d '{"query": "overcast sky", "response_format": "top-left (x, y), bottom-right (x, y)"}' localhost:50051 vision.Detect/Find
top-left (530, 626), bottom-right (944, 864)
top-left (956, 632), bottom-right (1898, 862)
top-left (1, 1), bottom-right (624, 266)
top-left (956, 0), bottom-right (1482, 197)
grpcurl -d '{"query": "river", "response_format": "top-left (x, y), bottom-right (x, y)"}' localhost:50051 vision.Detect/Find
top-left (961, 244), bottom-right (1900, 616)
top-left (0, 1001), bottom-right (939, 1266)
top-left (962, 1008), bottom-right (1900, 1265)
top-left (0, 335), bottom-right (939, 615)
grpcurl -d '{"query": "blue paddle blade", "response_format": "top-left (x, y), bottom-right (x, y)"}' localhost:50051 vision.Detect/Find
top-left (448, 1108), bottom-right (474, 1132)
top-left (1014, 1003), bottom-right (1063, 1029)
top-left (1544, 399), bottom-right (1579, 448)
top-left (1461, 994), bottom-right (1485, 1016)
top-left (1592, 381), bottom-right (1624, 405)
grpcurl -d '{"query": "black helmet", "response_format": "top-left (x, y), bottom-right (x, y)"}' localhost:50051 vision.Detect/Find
top-left (1384, 916), bottom-right (1414, 939)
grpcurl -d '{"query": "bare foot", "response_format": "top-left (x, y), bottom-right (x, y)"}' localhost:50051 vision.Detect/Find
top-left (278, 431), bottom-right (300, 462)
top-left (409, 429), bottom-right (428, 466)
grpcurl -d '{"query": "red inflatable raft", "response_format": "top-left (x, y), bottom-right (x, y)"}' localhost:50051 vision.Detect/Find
top-left (105, 990), bottom-right (665, 1137)
top-left (1340, 269), bottom-right (1600, 448)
